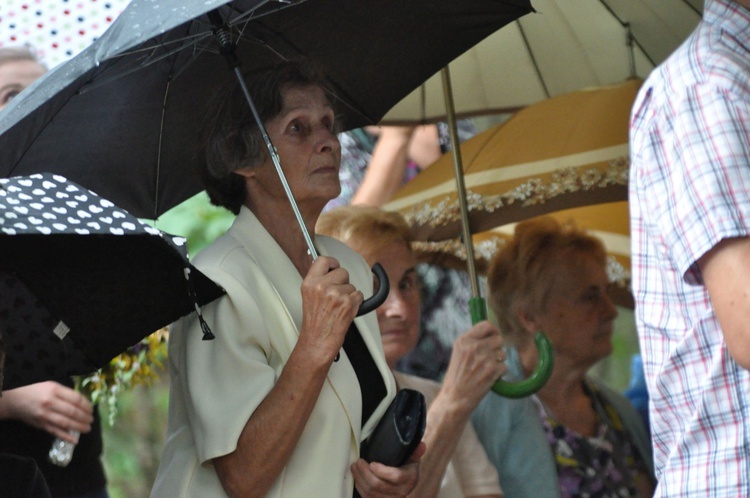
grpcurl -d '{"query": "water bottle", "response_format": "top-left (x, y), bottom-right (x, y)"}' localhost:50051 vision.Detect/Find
top-left (48, 430), bottom-right (80, 467)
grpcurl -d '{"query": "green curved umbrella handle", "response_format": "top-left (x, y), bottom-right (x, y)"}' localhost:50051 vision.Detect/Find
top-left (491, 331), bottom-right (554, 399)
top-left (469, 297), bottom-right (554, 399)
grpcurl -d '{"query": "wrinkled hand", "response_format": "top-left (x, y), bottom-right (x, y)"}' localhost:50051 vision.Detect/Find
top-left (352, 442), bottom-right (426, 497)
top-left (299, 256), bottom-right (364, 363)
top-left (0, 381), bottom-right (93, 442)
top-left (441, 321), bottom-right (507, 412)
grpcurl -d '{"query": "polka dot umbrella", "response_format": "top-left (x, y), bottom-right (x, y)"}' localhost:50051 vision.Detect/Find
top-left (0, 173), bottom-right (224, 390)
top-left (0, 0), bottom-right (131, 68)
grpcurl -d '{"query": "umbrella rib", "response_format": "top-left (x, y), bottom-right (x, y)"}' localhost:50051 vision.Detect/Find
top-left (678, 0), bottom-right (703, 16)
top-left (75, 33), bottom-right (215, 95)
top-left (232, 25), bottom-right (378, 125)
top-left (112, 32), bottom-right (213, 59)
top-left (153, 79), bottom-right (171, 220)
top-left (226, 0), bottom-right (310, 26)
top-left (6, 83), bottom-right (87, 179)
top-left (597, 0), bottom-right (661, 68)
top-left (226, 5), bottom-right (377, 124)
top-left (92, 1), bottom-right (314, 91)
top-left (516, 21), bottom-right (550, 99)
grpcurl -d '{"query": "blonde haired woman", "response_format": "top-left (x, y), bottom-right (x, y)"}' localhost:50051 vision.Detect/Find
top-left (318, 205), bottom-right (559, 498)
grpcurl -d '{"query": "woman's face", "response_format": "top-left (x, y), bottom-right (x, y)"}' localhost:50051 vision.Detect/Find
top-left (366, 241), bottom-right (421, 369)
top-left (245, 84), bottom-right (341, 210)
top-left (524, 253), bottom-right (618, 369)
top-left (0, 59), bottom-right (46, 110)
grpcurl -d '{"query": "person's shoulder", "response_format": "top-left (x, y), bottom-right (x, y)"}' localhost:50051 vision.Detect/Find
top-left (316, 234), bottom-right (352, 253)
top-left (692, 3), bottom-right (750, 94)
top-left (191, 230), bottom-right (247, 288)
top-left (473, 388), bottom-right (535, 425)
top-left (191, 211), bottom-right (261, 275)
top-left (317, 235), bottom-right (367, 266)
top-left (192, 231), bottom-right (239, 263)
top-left (637, 6), bottom-right (750, 108)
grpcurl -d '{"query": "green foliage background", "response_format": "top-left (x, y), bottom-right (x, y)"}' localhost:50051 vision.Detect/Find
top-left (102, 192), bottom-right (232, 498)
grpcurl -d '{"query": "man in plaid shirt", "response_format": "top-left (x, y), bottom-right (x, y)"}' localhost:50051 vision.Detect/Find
top-left (629, 0), bottom-right (750, 496)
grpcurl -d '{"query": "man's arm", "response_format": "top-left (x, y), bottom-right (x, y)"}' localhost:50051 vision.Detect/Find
top-left (697, 236), bottom-right (750, 369)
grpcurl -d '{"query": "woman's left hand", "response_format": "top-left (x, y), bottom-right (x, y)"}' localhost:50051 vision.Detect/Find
top-left (351, 442), bottom-right (426, 497)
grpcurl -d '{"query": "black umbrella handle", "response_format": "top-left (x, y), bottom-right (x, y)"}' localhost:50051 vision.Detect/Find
top-left (357, 263), bottom-right (389, 316)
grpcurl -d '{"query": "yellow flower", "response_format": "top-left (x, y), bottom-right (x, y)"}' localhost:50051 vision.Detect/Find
top-left (75, 327), bottom-right (168, 426)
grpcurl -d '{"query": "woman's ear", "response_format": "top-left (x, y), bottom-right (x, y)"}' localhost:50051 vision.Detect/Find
top-left (514, 302), bottom-right (540, 334)
top-left (233, 166), bottom-right (255, 179)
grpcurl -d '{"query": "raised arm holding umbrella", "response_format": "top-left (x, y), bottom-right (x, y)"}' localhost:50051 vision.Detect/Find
top-left (150, 60), bottom-right (423, 498)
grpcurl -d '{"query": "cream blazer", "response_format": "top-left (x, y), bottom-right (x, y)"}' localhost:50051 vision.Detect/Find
top-left (151, 207), bottom-right (396, 498)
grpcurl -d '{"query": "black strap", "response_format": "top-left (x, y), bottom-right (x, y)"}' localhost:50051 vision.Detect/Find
top-left (342, 323), bottom-right (386, 426)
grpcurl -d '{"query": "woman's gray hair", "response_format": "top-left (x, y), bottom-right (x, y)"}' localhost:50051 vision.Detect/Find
top-left (199, 59), bottom-right (338, 214)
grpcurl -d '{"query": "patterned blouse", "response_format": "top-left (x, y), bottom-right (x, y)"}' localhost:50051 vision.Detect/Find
top-left (534, 381), bottom-right (650, 497)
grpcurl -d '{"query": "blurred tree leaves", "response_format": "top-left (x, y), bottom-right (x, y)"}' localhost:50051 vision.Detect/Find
top-left (143, 192), bottom-right (234, 258)
top-left (106, 192), bottom-right (231, 497)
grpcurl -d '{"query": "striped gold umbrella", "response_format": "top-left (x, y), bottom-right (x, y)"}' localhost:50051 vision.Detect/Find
top-left (384, 79), bottom-right (641, 308)
top-left (410, 201), bottom-right (633, 309)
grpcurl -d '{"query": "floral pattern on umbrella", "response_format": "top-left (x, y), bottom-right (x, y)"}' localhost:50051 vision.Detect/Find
top-left (385, 80), bottom-right (642, 333)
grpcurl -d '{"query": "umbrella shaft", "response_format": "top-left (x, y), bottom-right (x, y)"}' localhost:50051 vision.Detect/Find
top-left (232, 67), bottom-right (319, 260)
top-left (440, 67), bottom-right (480, 298)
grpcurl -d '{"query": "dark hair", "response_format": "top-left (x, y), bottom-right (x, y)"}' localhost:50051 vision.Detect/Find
top-left (200, 59), bottom-right (336, 214)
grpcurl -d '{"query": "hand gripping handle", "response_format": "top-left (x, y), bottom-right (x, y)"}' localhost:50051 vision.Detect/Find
top-left (491, 331), bottom-right (553, 398)
top-left (469, 297), bottom-right (554, 399)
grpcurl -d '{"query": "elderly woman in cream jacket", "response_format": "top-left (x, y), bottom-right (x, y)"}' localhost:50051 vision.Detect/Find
top-left (151, 61), bottom-right (422, 498)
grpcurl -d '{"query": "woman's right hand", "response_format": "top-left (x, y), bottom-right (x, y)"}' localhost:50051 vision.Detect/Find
top-left (298, 255), bottom-right (364, 363)
top-left (0, 381), bottom-right (93, 442)
top-left (440, 321), bottom-right (507, 412)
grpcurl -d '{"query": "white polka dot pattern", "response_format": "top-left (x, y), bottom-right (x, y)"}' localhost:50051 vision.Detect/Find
top-left (0, 172), bottom-right (222, 389)
top-left (0, 172), bottom-right (188, 253)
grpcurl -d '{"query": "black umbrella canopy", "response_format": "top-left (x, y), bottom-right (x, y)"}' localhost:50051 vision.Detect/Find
top-left (0, 0), bottom-right (533, 219)
top-left (0, 173), bottom-right (225, 389)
